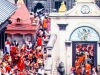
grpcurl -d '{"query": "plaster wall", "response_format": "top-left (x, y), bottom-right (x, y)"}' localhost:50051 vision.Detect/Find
top-left (52, 37), bottom-right (59, 74)
top-left (50, 16), bottom-right (100, 74)
top-left (51, 17), bottom-right (100, 41)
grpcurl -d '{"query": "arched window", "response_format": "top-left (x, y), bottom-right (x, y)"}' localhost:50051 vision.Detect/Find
top-left (16, 17), bottom-right (22, 25)
top-left (69, 26), bottom-right (99, 41)
top-left (17, 17), bottom-right (20, 22)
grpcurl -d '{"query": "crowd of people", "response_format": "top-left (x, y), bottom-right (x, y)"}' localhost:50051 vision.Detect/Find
top-left (0, 9), bottom-right (50, 75)
top-left (71, 44), bottom-right (100, 75)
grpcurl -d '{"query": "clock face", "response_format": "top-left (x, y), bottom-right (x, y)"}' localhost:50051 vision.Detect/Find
top-left (70, 26), bottom-right (99, 41)
top-left (81, 5), bottom-right (90, 14)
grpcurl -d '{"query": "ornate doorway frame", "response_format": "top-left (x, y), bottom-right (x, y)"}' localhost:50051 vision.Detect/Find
top-left (72, 41), bottom-right (97, 67)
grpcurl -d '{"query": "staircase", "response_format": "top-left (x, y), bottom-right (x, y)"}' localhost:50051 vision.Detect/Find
top-left (52, 57), bottom-right (59, 75)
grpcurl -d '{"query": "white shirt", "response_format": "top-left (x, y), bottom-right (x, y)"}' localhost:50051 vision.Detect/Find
top-left (5, 44), bottom-right (10, 53)
top-left (38, 69), bottom-right (45, 75)
top-left (28, 43), bottom-right (32, 48)
top-left (26, 41), bottom-right (29, 45)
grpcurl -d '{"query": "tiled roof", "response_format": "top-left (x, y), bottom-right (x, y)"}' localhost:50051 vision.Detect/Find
top-left (9, 0), bottom-right (31, 25)
top-left (0, 0), bottom-right (17, 24)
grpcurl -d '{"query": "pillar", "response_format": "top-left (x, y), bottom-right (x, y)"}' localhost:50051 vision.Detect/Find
top-left (44, 48), bottom-right (52, 74)
top-left (23, 34), bottom-right (25, 43)
top-left (65, 41), bottom-right (72, 75)
top-left (2, 29), bottom-right (5, 53)
top-left (11, 34), bottom-right (14, 43)
top-left (58, 24), bottom-right (67, 74)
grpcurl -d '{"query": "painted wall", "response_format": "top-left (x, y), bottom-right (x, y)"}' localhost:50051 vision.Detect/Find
top-left (50, 16), bottom-right (100, 74)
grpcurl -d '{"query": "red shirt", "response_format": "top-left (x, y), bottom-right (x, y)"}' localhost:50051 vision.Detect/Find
top-left (5, 65), bottom-right (11, 72)
top-left (37, 37), bottom-right (42, 46)
top-left (19, 72), bottom-right (24, 75)
top-left (6, 41), bottom-right (10, 45)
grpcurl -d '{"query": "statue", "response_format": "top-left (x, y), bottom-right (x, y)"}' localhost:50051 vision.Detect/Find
top-left (57, 62), bottom-right (65, 75)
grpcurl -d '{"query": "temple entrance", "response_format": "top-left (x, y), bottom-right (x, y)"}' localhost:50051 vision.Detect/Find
top-left (34, 3), bottom-right (44, 13)
top-left (72, 41), bottom-right (97, 74)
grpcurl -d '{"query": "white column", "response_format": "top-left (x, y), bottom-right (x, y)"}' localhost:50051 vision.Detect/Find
top-left (66, 43), bottom-right (72, 75)
top-left (59, 30), bottom-right (67, 74)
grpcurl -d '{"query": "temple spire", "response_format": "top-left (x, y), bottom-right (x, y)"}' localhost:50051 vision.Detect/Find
top-left (59, 1), bottom-right (67, 12)
top-left (17, 0), bottom-right (24, 4)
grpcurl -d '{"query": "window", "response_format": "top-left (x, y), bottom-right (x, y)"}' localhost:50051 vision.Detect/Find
top-left (17, 18), bottom-right (20, 22)
top-left (16, 17), bottom-right (22, 25)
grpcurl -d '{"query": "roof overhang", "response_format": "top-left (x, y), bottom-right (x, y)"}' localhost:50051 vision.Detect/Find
top-left (0, 20), bottom-right (10, 32)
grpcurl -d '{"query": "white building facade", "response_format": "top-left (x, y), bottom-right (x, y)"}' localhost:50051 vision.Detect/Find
top-left (48, 0), bottom-right (100, 74)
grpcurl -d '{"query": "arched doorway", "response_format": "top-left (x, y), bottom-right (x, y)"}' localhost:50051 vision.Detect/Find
top-left (69, 26), bottom-right (99, 73)
top-left (34, 3), bottom-right (44, 13)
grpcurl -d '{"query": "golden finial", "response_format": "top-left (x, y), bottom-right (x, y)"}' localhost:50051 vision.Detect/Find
top-left (17, 0), bottom-right (24, 4)
top-left (59, 1), bottom-right (67, 12)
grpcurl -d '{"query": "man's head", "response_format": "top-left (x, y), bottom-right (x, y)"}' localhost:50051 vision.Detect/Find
top-left (40, 66), bottom-right (44, 69)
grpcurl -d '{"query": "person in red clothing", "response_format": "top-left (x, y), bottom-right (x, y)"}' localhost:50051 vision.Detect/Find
top-left (5, 64), bottom-right (11, 73)
top-left (85, 61), bottom-right (91, 75)
top-left (37, 36), bottom-right (42, 46)
top-left (43, 17), bottom-right (48, 31)
top-left (38, 50), bottom-right (43, 58)
top-left (10, 44), bottom-right (16, 59)
top-left (75, 58), bottom-right (80, 71)
top-left (17, 56), bottom-right (25, 71)
top-left (5, 39), bottom-right (11, 45)
top-left (18, 70), bottom-right (24, 75)
top-left (76, 66), bottom-right (82, 75)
